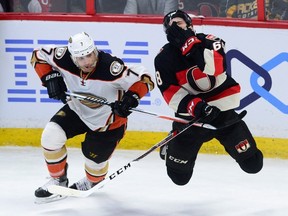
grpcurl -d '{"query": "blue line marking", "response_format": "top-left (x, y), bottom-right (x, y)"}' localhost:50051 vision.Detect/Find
top-left (14, 56), bottom-right (26, 61)
top-left (123, 50), bottom-right (148, 55)
top-left (15, 64), bottom-right (27, 69)
top-left (6, 48), bottom-right (34, 52)
top-left (15, 73), bottom-right (27, 77)
top-left (125, 42), bottom-right (148, 46)
top-left (38, 40), bottom-right (68, 45)
top-left (8, 98), bottom-right (36, 102)
top-left (5, 39), bottom-right (33, 44)
top-left (122, 58), bottom-right (141, 63)
top-left (95, 41), bottom-right (109, 45)
top-left (15, 81), bottom-right (28, 86)
top-left (7, 89), bottom-right (36, 94)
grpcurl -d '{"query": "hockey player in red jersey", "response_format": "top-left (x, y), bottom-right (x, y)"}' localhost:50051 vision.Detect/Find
top-left (31, 32), bottom-right (154, 203)
top-left (154, 10), bottom-right (263, 186)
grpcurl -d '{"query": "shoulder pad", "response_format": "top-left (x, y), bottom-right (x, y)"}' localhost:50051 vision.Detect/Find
top-left (55, 47), bottom-right (68, 60)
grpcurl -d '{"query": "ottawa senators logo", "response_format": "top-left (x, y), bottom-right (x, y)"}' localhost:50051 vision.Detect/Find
top-left (235, 139), bottom-right (251, 153)
top-left (186, 66), bottom-right (216, 92)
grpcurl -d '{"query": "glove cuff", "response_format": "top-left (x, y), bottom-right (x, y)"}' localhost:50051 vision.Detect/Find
top-left (181, 36), bottom-right (201, 56)
top-left (41, 70), bottom-right (62, 85)
top-left (187, 98), bottom-right (203, 117)
top-left (124, 91), bottom-right (140, 106)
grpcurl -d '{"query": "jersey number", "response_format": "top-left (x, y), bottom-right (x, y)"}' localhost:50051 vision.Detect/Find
top-left (213, 41), bottom-right (224, 51)
top-left (155, 71), bottom-right (163, 86)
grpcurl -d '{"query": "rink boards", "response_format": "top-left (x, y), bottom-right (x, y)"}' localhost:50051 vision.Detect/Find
top-left (1, 128), bottom-right (287, 159)
top-left (0, 21), bottom-right (288, 159)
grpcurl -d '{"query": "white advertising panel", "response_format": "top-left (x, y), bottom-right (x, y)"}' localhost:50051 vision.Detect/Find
top-left (0, 20), bottom-right (287, 138)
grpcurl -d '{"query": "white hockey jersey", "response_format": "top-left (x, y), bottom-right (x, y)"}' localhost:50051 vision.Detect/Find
top-left (31, 45), bottom-right (154, 131)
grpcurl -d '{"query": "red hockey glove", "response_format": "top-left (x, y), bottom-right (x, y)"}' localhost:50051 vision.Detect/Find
top-left (166, 22), bottom-right (201, 57)
top-left (187, 98), bottom-right (220, 123)
top-left (41, 70), bottom-right (67, 104)
top-left (112, 91), bottom-right (140, 118)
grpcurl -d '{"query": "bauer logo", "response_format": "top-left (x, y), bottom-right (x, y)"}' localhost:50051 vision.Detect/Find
top-left (4, 38), bottom-right (150, 105)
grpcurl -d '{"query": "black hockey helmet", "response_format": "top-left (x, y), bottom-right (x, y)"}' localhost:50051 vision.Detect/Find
top-left (163, 10), bottom-right (192, 33)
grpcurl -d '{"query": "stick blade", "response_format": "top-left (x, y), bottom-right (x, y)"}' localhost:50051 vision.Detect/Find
top-left (48, 185), bottom-right (92, 198)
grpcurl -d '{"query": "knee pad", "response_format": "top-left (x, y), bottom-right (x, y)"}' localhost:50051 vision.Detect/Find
top-left (239, 150), bottom-right (263, 173)
top-left (167, 167), bottom-right (193, 186)
top-left (41, 122), bottom-right (67, 150)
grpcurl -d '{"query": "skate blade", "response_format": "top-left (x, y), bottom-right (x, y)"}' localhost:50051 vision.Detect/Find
top-left (34, 194), bottom-right (67, 204)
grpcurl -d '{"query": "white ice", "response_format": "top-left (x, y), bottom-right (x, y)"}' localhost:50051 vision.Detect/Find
top-left (0, 146), bottom-right (287, 216)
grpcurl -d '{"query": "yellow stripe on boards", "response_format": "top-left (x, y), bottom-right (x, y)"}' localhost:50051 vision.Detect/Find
top-left (1, 128), bottom-right (287, 159)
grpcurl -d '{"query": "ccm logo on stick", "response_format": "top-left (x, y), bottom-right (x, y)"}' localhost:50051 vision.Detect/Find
top-left (109, 163), bottom-right (131, 180)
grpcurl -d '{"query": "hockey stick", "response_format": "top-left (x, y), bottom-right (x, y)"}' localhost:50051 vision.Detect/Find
top-left (66, 92), bottom-right (189, 124)
top-left (48, 116), bottom-right (201, 198)
top-left (65, 91), bottom-right (218, 129)
top-left (66, 92), bottom-right (247, 130)
top-left (47, 111), bottom-right (246, 198)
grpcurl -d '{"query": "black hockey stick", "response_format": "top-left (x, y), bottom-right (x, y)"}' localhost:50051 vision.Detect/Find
top-left (66, 92), bottom-right (189, 123)
top-left (47, 110), bottom-right (246, 198)
top-left (65, 91), bottom-right (219, 129)
top-left (66, 92), bottom-right (246, 130)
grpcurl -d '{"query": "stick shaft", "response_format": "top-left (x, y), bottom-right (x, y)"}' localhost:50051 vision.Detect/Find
top-left (48, 117), bottom-right (200, 197)
top-left (66, 92), bottom-right (214, 126)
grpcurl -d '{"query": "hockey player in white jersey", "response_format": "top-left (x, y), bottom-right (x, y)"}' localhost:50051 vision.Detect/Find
top-left (30, 32), bottom-right (154, 203)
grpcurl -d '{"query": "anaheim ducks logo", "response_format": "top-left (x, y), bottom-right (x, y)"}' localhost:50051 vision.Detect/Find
top-left (110, 61), bottom-right (124, 76)
top-left (75, 92), bottom-right (107, 109)
top-left (55, 47), bottom-right (67, 59)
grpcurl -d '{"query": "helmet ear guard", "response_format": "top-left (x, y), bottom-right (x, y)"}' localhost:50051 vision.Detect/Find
top-left (163, 10), bottom-right (192, 33)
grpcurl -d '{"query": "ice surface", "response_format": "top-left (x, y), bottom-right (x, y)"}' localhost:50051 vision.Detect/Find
top-left (0, 146), bottom-right (287, 216)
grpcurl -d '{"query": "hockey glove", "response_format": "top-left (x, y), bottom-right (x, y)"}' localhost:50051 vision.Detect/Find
top-left (112, 91), bottom-right (140, 118)
top-left (42, 70), bottom-right (67, 104)
top-left (187, 98), bottom-right (220, 123)
top-left (166, 22), bottom-right (201, 57)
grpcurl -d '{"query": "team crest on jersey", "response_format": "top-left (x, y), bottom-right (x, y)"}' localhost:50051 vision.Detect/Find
top-left (235, 139), bottom-right (251, 153)
top-left (75, 92), bottom-right (106, 109)
top-left (55, 47), bottom-right (67, 59)
top-left (110, 61), bottom-right (124, 76)
top-left (186, 66), bottom-right (216, 92)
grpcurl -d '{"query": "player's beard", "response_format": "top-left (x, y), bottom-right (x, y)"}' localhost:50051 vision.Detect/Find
top-left (80, 60), bottom-right (97, 73)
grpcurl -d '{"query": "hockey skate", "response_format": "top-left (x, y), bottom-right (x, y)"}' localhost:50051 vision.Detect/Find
top-left (69, 177), bottom-right (97, 191)
top-left (159, 144), bottom-right (168, 160)
top-left (34, 164), bottom-right (69, 204)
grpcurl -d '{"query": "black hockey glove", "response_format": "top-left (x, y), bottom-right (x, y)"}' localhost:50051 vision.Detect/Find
top-left (187, 98), bottom-right (220, 123)
top-left (112, 91), bottom-right (140, 118)
top-left (42, 70), bottom-right (67, 104)
top-left (166, 22), bottom-right (201, 57)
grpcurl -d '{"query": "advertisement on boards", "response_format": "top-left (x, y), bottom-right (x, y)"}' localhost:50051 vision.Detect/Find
top-left (0, 20), bottom-right (287, 138)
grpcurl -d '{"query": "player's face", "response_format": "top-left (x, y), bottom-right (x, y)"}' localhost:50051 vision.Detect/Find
top-left (75, 51), bottom-right (98, 73)
top-left (169, 17), bottom-right (188, 30)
